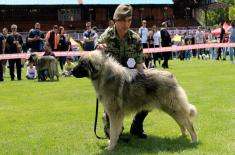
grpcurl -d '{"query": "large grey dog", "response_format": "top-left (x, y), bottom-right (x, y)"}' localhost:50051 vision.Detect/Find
top-left (28, 53), bottom-right (60, 81)
top-left (72, 50), bottom-right (198, 150)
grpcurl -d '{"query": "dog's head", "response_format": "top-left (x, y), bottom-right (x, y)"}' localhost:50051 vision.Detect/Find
top-left (28, 52), bottom-right (39, 65)
top-left (72, 50), bottom-right (106, 79)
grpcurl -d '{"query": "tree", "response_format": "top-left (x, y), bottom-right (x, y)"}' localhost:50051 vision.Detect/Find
top-left (199, 0), bottom-right (234, 26)
top-left (229, 6), bottom-right (235, 20)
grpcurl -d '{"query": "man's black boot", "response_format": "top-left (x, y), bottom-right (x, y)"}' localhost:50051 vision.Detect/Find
top-left (130, 111), bottom-right (149, 138)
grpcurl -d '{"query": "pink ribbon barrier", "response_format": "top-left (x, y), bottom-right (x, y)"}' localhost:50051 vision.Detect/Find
top-left (143, 43), bottom-right (235, 53)
top-left (0, 52), bottom-right (89, 60)
top-left (1, 43), bottom-right (235, 60)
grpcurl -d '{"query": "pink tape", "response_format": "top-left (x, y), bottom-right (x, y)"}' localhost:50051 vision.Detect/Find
top-left (1, 43), bottom-right (235, 60)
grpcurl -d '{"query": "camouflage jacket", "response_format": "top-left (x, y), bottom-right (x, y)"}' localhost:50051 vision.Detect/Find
top-left (97, 26), bottom-right (144, 68)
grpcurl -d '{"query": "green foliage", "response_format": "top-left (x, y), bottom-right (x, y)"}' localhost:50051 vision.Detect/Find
top-left (200, 0), bottom-right (234, 26)
top-left (0, 59), bottom-right (235, 154)
top-left (229, 6), bottom-right (235, 20)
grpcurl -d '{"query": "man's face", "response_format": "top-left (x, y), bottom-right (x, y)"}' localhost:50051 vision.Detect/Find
top-left (35, 23), bottom-right (40, 30)
top-left (142, 20), bottom-right (147, 27)
top-left (2, 28), bottom-right (8, 35)
top-left (115, 17), bottom-right (132, 33)
top-left (11, 26), bottom-right (17, 34)
top-left (53, 27), bottom-right (58, 33)
top-left (86, 23), bottom-right (91, 31)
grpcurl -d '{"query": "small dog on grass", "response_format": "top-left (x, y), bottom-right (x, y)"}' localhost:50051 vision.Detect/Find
top-left (28, 53), bottom-right (60, 81)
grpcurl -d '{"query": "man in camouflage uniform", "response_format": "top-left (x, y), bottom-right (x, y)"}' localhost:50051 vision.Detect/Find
top-left (97, 4), bottom-right (149, 139)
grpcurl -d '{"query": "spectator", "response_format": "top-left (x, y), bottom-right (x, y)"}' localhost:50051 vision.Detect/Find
top-left (207, 29), bottom-right (217, 60)
top-left (2, 27), bottom-right (8, 39)
top-left (1, 27), bottom-right (8, 79)
top-left (152, 25), bottom-right (162, 67)
top-left (228, 21), bottom-right (235, 64)
top-left (57, 26), bottom-right (71, 70)
top-left (62, 57), bottom-right (75, 77)
top-left (160, 22), bottom-right (172, 68)
top-left (185, 39), bottom-right (192, 61)
top-left (138, 20), bottom-right (149, 67)
top-left (6, 24), bottom-right (23, 81)
top-left (195, 26), bottom-right (206, 59)
top-left (92, 26), bottom-right (99, 46)
top-left (26, 61), bottom-right (37, 80)
top-left (27, 22), bottom-right (45, 52)
top-left (184, 31), bottom-right (194, 61)
top-left (147, 29), bottom-right (154, 68)
top-left (43, 43), bottom-right (55, 57)
top-left (45, 25), bottom-right (59, 51)
top-left (0, 32), bottom-right (5, 81)
top-left (83, 22), bottom-right (96, 51)
top-left (108, 19), bottom-right (114, 29)
top-left (104, 20), bottom-right (115, 33)
top-left (217, 23), bottom-right (225, 60)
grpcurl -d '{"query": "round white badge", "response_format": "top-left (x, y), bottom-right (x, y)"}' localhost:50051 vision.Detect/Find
top-left (127, 58), bottom-right (136, 68)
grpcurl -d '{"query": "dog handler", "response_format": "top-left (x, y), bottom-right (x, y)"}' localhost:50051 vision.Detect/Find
top-left (96, 4), bottom-right (149, 139)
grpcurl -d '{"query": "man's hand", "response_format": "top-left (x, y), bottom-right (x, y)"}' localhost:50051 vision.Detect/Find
top-left (136, 63), bottom-right (146, 73)
top-left (96, 44), bottom-right (107, 49)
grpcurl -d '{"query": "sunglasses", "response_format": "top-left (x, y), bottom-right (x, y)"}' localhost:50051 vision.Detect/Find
top-left (11, 28), bottom-right (17, 30)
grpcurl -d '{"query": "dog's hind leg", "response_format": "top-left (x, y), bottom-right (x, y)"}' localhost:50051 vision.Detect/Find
top-left (161, 105), bottom-right (197, 143)
top-left (49, 63), bottom-right (54, 81)
top-left (106, 111), bottom-right (124, 150)
top-left (172, 116), bottom-right (187, 136)
top-left (184, 119), bottom-right (197, 143)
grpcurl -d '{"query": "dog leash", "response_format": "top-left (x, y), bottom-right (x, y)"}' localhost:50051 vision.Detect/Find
top-left (94, 98), bottom-right (106, 139)
top-left (94, 98), bottom-right (130, 143)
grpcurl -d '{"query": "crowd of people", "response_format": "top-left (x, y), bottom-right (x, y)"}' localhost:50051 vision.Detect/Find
top-left (139, 21), bottom-right (235, 68)
top-left (0, 18), bottom-right (109, 82)
top-left (0, 11), bottom-right (235, 82)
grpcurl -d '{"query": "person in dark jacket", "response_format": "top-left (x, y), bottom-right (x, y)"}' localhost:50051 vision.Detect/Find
top-left (27, 22), bottom-right (45, 52)
top-left (160, 22), bottom-right (171, 68)
top-left (43, 43), bottom-right (55, 57)
top-left (6, 24), bottom-right (23, 81)
top-left (57, 26), bottom-right (71, 70)
top-left (45, 25), bottom-right (59, 51)
top-left (217, 23), bottom-right (225, 60)
top-left (0, 33), bottom-right (5, 81)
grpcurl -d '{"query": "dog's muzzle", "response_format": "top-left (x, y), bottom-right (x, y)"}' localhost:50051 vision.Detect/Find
top-left (72, 65), bottom-right (89, 78)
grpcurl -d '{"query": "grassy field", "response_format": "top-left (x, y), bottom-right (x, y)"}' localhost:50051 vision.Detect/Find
top-left (0, 59), bottom-right (234, 155)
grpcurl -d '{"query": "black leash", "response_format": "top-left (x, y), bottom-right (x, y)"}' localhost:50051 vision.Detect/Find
top-left (94, 98), bottom-right (106, 139)
top-left (94, 98), bottom-right (130, 142)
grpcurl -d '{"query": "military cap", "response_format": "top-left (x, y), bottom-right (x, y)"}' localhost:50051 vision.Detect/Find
top-left (113, 4), bottom-right (133, 21)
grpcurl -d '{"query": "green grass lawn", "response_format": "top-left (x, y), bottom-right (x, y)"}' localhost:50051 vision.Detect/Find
top-left (0, 59), bottom-right (234, 155)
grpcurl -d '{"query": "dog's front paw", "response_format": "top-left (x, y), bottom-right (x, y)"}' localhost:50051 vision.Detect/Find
top-left (105, 145), bottom-right (115, 150)
top-left (104, 140), bottom-right (115, 150)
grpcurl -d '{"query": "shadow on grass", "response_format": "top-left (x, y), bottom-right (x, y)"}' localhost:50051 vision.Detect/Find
top-left (98, 134), bottom-right (200, 155)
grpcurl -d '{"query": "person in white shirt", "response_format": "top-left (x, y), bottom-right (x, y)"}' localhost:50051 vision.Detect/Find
top-left (195, 26), bottom-right (206, 59)
top-left (152, 25), bottom-right (162, 67)
top-left (138, 20), bottom-right (149, 67)
top-left (26, 61), bottom-right (37, 80)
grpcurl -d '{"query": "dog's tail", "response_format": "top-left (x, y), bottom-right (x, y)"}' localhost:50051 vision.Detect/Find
top-left (177, 87), bottom-right (197, 121)
top-left (188, 104), bottom-right (197, 121)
